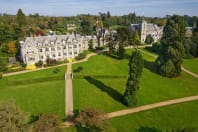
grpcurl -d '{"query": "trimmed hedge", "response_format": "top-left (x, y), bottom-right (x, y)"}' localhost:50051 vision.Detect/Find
top-left (8, 75), bottom-right (65, 86)
top-left (0, 72), bottom-right (2, 79)
top-left (74, 75), bottom-right (127, 79)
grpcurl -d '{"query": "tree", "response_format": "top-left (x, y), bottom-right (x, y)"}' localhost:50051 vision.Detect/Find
top-left (17, 9), bottom-right (26, 27)
top-left (132, 30), bottom-right (141, 45)
top-left (88, 39), bottom-right (94, 49)
top-left (117, 45), bottom-right (125, 59)
top-left (0, 100), bottom-right (29, 131)
top-left (8, 41), bottom-right (16, 54)
top-left (106, 31), bottom-right (117, 54)
top-left (96, 20), bottom-right (104, 48)
top-left (76, 108), bottom-right (108, 131)
top-left (183, 39), bottom-right (197, 58)
top-left (0, 59), bottom-right (7, 72)
top-left (124, 50), bottom-right (143, 107)
top-left (116, 27), bottom-right (131, 58)
top-left (0, 72), bottom-right (2, 79)
top-left (145, 34), bottom-right (154, 44)
top-left (32, 113), bottom-right (59, 132)
top-left (0, 23), bottom-right (13, 47)
top-left (156, 15), bottom-right (185, 77)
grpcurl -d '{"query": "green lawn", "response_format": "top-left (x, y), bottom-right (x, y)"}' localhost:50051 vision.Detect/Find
top-left (72, 50), bottom-right (198, 112)
top-left (63, 101), bottom-right (198, 132)
top-left (110, 101), bottom-right (198, 131)
top-left (0, 66), bottom-right (66, 119)
top-left (183, 58), bottom-right (198, 74)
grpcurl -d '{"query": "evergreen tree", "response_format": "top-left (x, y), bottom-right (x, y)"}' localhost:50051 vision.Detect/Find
top-left (17, 9), bottom-right (26, 27)
top-left (156, 15), bottom-right (185, 77)
top-left (145, 34), bottom-right (154, 44)
top-left (132, 30), bottom-right (141, 45)
top-left (124, 50), bottom-right (143, 107)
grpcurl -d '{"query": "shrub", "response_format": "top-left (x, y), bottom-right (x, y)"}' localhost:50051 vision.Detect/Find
top-left (75, 53), bottom-right (86, 60)
top-left (46, 57), bottom-right (57, 66)
top-left (76, 108), bottom-right (108, 131)
top-left (35, 60), bottom-right (43, 67)
top-left (53, 68), bottom-right (60, 74)
top-left (0, 72), bottom-right (2, 79)
top-left (75, 66), bottom-right (83, 72)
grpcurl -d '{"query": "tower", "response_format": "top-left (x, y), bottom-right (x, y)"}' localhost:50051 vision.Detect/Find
top-left (140, 20), bottom-right (147, 43)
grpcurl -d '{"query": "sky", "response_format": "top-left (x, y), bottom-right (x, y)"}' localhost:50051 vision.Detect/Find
top-left (0, 0), bottom-right (198, 17)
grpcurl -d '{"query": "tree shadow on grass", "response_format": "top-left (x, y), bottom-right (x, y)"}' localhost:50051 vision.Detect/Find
top-left (84, 76), bottom-right (126, 106)
top-left (136, 126), bottom-right (162, 132)
top-left (144, 59), bottom-right (159, 75)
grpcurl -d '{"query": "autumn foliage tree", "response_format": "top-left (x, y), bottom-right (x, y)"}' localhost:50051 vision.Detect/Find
top-left (32, 113), bottom-right (59, 132)
top-left (76, 108), bottom-right (108, 131)
top-left (0, 100), bottom-right (29, 131)
top-left (8, 41), bottom-right (16, 54)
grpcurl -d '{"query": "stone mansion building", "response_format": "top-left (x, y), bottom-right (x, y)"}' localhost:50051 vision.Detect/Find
top-left (20, 34), bottom-right (96, 65)
top-left (130, 20), bottom-right (163, 43)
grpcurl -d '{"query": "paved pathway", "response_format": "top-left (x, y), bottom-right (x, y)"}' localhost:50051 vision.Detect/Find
top-left (65, 63), bottom-right (73, 117)
top-left (3, 63), bottom-right (67, 77)
top-left (139, 49), bottom-right (198, 78)
top-left (107, 95), bottom-right (198, 118)
top-left (182, 67), bottom-right (198, 78)
top-left (62, 95), bottom-right (198, 127)
top-left (65, 53), bottom-right (97, 118)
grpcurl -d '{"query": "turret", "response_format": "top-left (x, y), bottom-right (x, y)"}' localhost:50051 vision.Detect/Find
top-left (141, 20), bottom-right (147, 43)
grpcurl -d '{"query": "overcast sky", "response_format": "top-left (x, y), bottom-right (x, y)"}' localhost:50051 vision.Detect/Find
top-left (0, 0), bottom-right (198, 17)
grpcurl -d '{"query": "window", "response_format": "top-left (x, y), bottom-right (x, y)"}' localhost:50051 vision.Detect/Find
top-left (69, 52), bottom-right (72, 55)
top-left (63, 46), bottom-right (67, 49)
top-left (51, 48), bottom-right (55, 51)
top-left (64, 52), bottom-right (67, 56)
top-left (58, 52), bottom-right (61, 56)
top-left (57, 47), bottom-right (61, 50)
top-left (27, 49), bottom-right (33, 54)
top-left (73, 45), bottom-right (77, 48)
top-left (40, 56), bottom-right (44, 59)
top-left (46, 48), bottom-right (49, 52)
top-left (40, 49), bottom-right (42, 52)
top-left (28, 57), bottom-right (35, 61)
top-left (53, 54), bottom-right (56, 57)
top-left (74, 51), bottom-right (77, 54)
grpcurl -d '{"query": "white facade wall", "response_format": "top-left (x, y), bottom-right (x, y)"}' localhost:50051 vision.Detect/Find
top-left (20, 34), bottom-right (95, 65)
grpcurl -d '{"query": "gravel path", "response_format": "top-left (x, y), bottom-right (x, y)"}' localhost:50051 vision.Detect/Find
top-left (182, 67), bottom-right (198, 78)
top-left (107, 95), bottom-right (198, 118)
top-left (65, 53), bottom-right (97, 118)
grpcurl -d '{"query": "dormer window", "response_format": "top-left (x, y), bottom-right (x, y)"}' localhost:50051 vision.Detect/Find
top-left (38, 43), bottom-right (42, 46)
top-left (27, 49), bottom-right (33, 54)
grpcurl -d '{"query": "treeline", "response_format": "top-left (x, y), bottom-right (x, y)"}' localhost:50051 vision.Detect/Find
top-left (0, 9), bottom-right (198, 57)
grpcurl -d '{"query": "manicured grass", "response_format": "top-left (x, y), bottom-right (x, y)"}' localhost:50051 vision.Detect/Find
top-left (72, 50), bottom-right (198, 112)
top-left (0, 65), bottom-right (66, 119)
top-left (110, 101), bottom-right (198, 131)
top-left (183, 58), bottom-right (198, 74)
